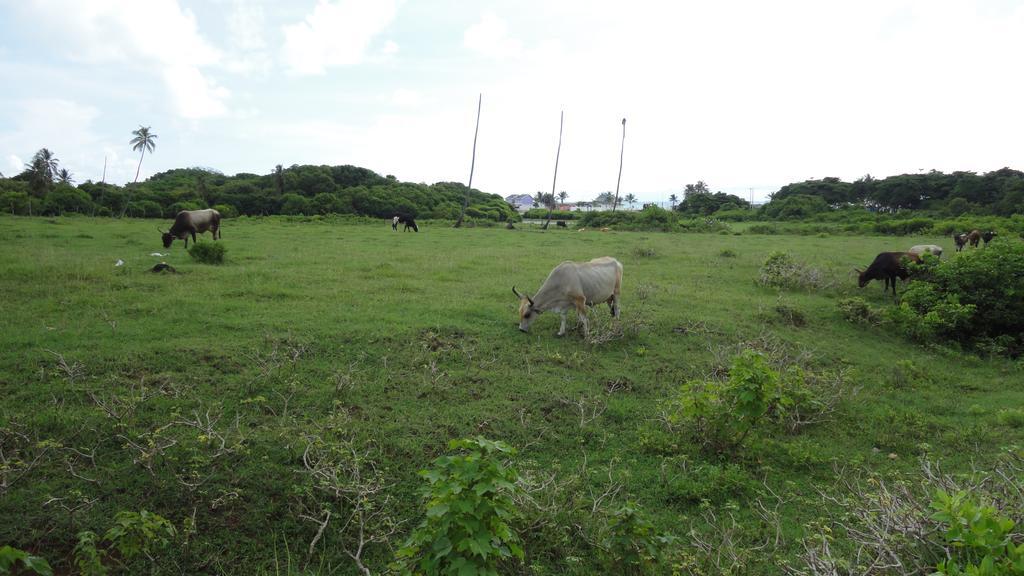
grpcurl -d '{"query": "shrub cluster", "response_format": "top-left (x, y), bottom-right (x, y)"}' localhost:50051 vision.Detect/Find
top-left (187, 242), bottom-right (226, 265)
top-left (758, 251), bottom-right (831, 291)
top-left (884, 242), bottom-right (1024, 355)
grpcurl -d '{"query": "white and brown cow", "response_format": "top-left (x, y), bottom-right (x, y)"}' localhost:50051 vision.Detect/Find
top-left (513, 256), bottom-right (623, 337)
top-left (159, 209), bottom-right (221, 248)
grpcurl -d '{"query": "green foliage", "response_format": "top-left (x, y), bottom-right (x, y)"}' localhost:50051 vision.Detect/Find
top-left (602, 503), bottom-right (676, 573)
top-left (72, 511), bottom-right (175, 575)
top-left (0, 545), bottom-right (52, 575)
top-left (394, 437), bottom-right (524, 575)
top-left (758, 251), bottom-right (830, 291)
top-left (523, 208), bottom-right (575, 220)
top-left (931, 490), bottom-right (1024, 575)
top-left (670, 351), bottom-right (781, 453)
top-left (761, 194), bottom-right (830, 219)
top-left (676, 183), bottom-right (751, 216)
top-left (883, 243), bottom-right (1024, 354)
top-left (104, 510), bottom-right (176, 561)
top-left (837, 297), bottom-right (880, 325)
top-left (73, 532), bottom-right (107, 576)
top-left (997, 409), bottom-right (1024, 429)
top-left (719, 248), bottom-right (738, 258)
top-left (188, 241), bottom-right (226, 264)
top-left (212, 203), bottom-right (238, 218)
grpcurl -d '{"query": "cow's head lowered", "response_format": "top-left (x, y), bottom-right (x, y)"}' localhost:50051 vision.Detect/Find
top-left (512, 286), bottom-right (538, 332)
top-left (158, 227), bottom-right (176, 248)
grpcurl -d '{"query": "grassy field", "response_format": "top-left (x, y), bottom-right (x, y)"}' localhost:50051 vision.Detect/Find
top-left (1, 215), bottom-right (1021, 574)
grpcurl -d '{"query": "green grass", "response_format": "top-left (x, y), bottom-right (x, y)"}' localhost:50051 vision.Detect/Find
top-left (1, 215), bottom-right (1021, 574)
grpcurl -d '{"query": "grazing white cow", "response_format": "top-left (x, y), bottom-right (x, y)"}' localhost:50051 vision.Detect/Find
top-left (908, 244), bottom-right (943, 258)
top-left (513, 257), bottom-right (622, 337)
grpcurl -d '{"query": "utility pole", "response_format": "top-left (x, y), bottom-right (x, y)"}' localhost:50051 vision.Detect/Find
top-left (102, 156), bottom-right (107, 184)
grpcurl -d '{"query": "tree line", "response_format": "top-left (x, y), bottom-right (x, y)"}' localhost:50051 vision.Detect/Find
top-left (0, 150), bottom-right (517, 222)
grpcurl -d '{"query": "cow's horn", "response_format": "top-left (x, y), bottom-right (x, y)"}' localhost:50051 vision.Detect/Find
top-left (512, 286), bottom-right (523, 299)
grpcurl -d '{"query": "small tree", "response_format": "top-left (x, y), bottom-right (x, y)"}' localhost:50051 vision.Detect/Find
top-left (394, 437), bottom-right (524, 575)
top-left (669, 194), bottom-right (678, 209)
top-left (624, 193), bottom-right (637, 210)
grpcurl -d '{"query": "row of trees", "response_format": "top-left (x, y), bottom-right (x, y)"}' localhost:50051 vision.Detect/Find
top-left (767, 169), bottom-right (1024, 217)
top-left (0, 152), bottom-right (518, 221)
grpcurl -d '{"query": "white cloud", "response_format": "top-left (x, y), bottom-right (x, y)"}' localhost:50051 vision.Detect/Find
top-left (464, 13), bottom-right (522, 59)
top-left (7, 155), bottom-right (24, 176)
top-left (20, 0), bottom-right (230, 119)
top-left (390, 88), bottom-right (421, 107)
top-left (0, 99), bottom-right (138, 184)
top-left (223, 0), bottom-right (272, 75)
top-left (281, 0), bottom-right (398, 75)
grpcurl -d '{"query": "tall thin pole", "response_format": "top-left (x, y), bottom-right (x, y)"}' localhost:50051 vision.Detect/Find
top-left (612, 118), bottom-right (626, 212)
top-left (455, 93), bottom-right (482, 228)
top-left (101, 156), bottom-right (107, 184)
top-left (542, 110), bottom-right (564, 230)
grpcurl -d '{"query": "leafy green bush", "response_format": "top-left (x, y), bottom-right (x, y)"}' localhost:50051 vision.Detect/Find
top-left (212, 203), bottom-right (238, 218)
top-left (931, 489), bottom-right (1024, 575)
top-left (758, 251), bottom-right (831, 291)
top-left (0, 545), bottom-right (52, 575)
top-left (837, 297), bottom-right (880, 325)
top-left (669, 351), bottom-right (781, 453)
top-left (188, 242), bottom-right (226, 264)
top-left (886, 243), bottom-right (1024, 354)
top-left (74, 510), bottom-right (176, 575)
top-left (394, 437), bottom-right (524, 575)
top-left (719, 248), bottom-right (738, 258)
top-left (602, 503), bottom-right (676, 574)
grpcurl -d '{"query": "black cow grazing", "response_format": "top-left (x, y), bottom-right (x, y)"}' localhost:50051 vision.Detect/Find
top-left (982, 231), bottom-right (998, 246)
top-left (953, 233), bottom-right (968, 252)
top-left (856, 252), bottom-right (921, 295)
top-left (399, 217), bottom-right (418, 232)
top-left (967, 229), bottom-right (982, 248)
top-left (556, 220), bottom-right (568, 228)
top-left (159, 208), bottom-right (221, 248)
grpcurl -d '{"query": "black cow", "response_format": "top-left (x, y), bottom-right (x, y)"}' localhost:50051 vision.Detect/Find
top-left (982, 231), bottom-right (998, 246)
top-left (856, 252), bottom-right (921, 295)
top-left (399, 217), bottom-right (418, 232)
top-left (953, 233), bottom-right (968, 252)
top-left (556, 220), bottom-right (568, 228)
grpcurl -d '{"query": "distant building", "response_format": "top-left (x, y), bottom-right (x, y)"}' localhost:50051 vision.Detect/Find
top-left (505, 194), bottom-right (535, 212)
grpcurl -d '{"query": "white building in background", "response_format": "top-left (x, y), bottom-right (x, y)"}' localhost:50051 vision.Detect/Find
top-left (504, 194), bottom-right (535, 212)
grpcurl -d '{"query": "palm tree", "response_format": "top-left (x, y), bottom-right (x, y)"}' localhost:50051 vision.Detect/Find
top-left (624, 193), bottom-right (637, 210)
top-left (558, 191), bottom-right (569, 205)
top-left (456, 93), bottom-right (482, 228)
top-left (669, 193), bottom-right (678, 209)
top-left (274, 164), bottom-right (284, 196)
top-left (130, 126), bottom-right (157, 184)
top-left (122, 126), bottom-right (157, 217)
top-left (57, 168), bottom-right (74, 185)
top-left (25, 148), bottom-right (60, 200)
top-left (612, 118), bottom-right (626, 211)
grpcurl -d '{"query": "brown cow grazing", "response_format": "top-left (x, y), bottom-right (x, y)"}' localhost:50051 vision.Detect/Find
top-left (159, 208), bottom-right (221, 248)
top-left (856, 252), bottom-right (921, 295)
top-left (967, 229), bottom-right (982, 248)
top-left (982, 231), bottom-right (998, 246)
top-left (953, 233), bottom-right (968, 252)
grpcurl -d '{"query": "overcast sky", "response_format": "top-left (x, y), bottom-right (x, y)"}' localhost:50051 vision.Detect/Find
top-left (1, 0), bottom-right (1022, 203)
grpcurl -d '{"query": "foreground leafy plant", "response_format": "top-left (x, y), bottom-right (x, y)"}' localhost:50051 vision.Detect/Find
top-left (74, 510), bottom-right (176, 575)
top-left (394, 437), bottom-right (524, 575)
top-left (602, 502), bottom-right (675, 574)
top-left (0, 545), bottom-right (52, 575)
top-left (931, 489), bottom-right (1024, 575)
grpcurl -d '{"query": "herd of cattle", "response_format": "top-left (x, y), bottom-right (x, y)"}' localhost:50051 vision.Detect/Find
top-left (856, 229), bottom-right (998, 295)
top-left (154, 209), bottom-right (999, 334)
